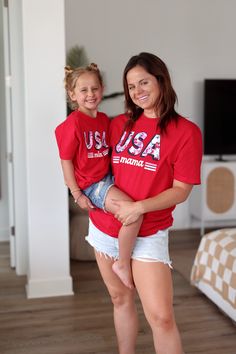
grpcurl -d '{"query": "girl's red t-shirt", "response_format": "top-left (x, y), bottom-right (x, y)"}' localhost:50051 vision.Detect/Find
top-left (55, 110), bottom-right (110, 190)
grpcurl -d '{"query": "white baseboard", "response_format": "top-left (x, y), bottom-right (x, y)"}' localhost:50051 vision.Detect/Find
top-left (0, 227), bottom-right (9, 242)
top-left (26, 275), bottom-right (74, 298)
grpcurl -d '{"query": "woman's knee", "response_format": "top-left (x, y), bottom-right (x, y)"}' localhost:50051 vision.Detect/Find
top-left (109, 288), bottom-right (135, 308)
top-left (147, 310), bottom-right (175, 331)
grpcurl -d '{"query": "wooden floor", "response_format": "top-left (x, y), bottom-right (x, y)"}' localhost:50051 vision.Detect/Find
top-left (0, 229), bottom-right (236, 354)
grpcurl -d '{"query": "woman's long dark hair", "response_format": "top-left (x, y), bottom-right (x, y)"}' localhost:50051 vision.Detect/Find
top-left (123, 52), bottom-right (179, 132)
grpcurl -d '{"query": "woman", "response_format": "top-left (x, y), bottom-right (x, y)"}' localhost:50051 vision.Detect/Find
top-left (86, 52), bottom-right (202, 354)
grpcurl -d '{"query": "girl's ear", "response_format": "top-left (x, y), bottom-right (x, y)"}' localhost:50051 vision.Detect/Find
top-left (68, 90), bottom-right (76, 101)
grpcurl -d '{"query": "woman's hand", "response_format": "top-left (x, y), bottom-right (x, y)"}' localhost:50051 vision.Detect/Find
top-left (76, 194), bottom-right (95, 211)
top-left (111, 200), bottom-right (143, 225)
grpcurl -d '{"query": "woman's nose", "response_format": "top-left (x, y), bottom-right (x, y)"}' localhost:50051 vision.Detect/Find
top-left (134, 85), bottom-right (143, 95)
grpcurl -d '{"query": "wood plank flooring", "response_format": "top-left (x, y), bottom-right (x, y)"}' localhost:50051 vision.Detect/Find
top-left (0, 229), bottom-right (236, 354)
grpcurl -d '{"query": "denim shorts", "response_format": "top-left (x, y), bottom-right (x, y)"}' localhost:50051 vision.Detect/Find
top-left (83, 173), bottom-right (114, 210)
top-left (86, 219), bottom-right (172, 266)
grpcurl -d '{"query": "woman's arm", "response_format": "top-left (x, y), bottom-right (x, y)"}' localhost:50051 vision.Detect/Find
top-left (112, 179), bottom-right (193, 225)
top-left (60, 159), bottom-right (94, 210)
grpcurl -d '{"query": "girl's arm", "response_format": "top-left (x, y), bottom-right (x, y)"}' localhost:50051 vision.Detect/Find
top-left (112, 179), bottom-right (193, 225)
top-left (60, 159), bottom-right (94, 210)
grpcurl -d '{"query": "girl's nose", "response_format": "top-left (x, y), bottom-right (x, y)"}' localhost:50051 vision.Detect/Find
top-left (88, 89), bottom-right (94, 96)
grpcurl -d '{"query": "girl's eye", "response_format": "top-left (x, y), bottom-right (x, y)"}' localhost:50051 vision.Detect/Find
top-left (141, 80), bottom-right (148, 85)
top-left (81, 89), bottom-right (87, 92)
top-left (128, 86), bottom-right (134, 91)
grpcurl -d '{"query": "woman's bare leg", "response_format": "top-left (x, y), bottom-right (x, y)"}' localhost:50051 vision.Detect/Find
top-left (105, 186), bottom-right (143, 289)
top-left (132, 260), bottom-right (183, 354)
top-left (95, 251), bottom-right (138, 354)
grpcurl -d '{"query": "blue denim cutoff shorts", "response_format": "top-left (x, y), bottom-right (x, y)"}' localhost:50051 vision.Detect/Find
top-left (86, 219), bottom-right (172, 266)
top-left (83, 173), bottom-right (114, 210)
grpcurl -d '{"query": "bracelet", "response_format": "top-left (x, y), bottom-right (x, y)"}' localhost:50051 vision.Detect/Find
top-left (70, 188), bottom-right (81, 194)
top-left (74, 192), bottom-right (83, 204)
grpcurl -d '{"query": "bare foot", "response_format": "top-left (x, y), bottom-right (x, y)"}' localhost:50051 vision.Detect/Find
top-left (112, 261), bottom-right (134, 289)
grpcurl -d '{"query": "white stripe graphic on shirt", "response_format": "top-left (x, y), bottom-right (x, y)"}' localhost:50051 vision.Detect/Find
top-left (113, 156), bottom-right (120, 164)
top-left (144, 162), bottom-right (157, 171)
top-left (103, 149), bottom-right (109, 156)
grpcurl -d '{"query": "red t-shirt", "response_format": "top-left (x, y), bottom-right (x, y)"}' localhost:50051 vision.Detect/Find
top-left (90, 113), bottom-right (202, 237)
top-left (55, 110), bottom-right (110, 190)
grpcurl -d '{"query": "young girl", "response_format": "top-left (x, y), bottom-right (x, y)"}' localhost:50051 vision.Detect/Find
top-left (55, 63), bottom-right (143, 289)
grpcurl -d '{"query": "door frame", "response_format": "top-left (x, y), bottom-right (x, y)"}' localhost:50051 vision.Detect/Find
top-left (3, 0), bottom-right (28, 275)
top-left (2, 0), bottom-right (16, 268)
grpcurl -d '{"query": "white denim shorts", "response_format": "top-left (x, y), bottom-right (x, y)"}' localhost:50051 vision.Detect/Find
top-left (86, 219), bottom-right (172, 266)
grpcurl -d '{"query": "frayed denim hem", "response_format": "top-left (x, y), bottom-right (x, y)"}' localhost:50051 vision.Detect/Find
top-left (132, 256), bottom-right (173, 269)
top-left (96, 250), bottom-right (119, 261)
top-left (85, 235), bottom-right (118, 261)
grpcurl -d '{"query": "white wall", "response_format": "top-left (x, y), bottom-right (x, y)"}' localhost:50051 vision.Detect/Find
top-left (65, 0), bottom-right (236, 228)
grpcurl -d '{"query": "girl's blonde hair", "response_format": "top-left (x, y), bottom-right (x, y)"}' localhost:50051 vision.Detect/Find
top-left (64, 63), bottom-right (103, 110)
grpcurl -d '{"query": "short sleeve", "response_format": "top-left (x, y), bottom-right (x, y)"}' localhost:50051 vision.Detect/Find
top-left (174, 123), bottom-right (203, 185)
top-left (55, 116), bottom-right (79, 160)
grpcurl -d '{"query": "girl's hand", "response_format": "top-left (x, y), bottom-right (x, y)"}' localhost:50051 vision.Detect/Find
top-left (111, 200), bottom-right (143, 225)
top-left (76, 194), bottom-right (95, 211)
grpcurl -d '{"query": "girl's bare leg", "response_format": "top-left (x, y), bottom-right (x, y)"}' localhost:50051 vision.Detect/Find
top-left (132, 260), bottom-right (183, 354)
top-left (95, 251), bottom-right (138, 354)
top-left (105, 186), bottom-right (143, 289)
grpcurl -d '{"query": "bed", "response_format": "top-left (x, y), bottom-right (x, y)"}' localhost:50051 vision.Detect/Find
top-left (191, 228), bottom-right (236, 322)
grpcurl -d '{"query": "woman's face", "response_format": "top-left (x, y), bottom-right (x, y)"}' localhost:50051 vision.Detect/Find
top-left (126, 65), bottom-right (161, 118)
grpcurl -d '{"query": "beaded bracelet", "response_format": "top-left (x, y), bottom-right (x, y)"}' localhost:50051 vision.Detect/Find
top-left (74, 192), bottom-right (83, 204)
top-left (70, 188), bottom-right (81, 194)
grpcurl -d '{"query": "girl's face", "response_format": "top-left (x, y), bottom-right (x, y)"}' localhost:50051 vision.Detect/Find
top-left (126, 65), bottom-right (161, 118)
top-left (70, 72), bottom-right (103, 117)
